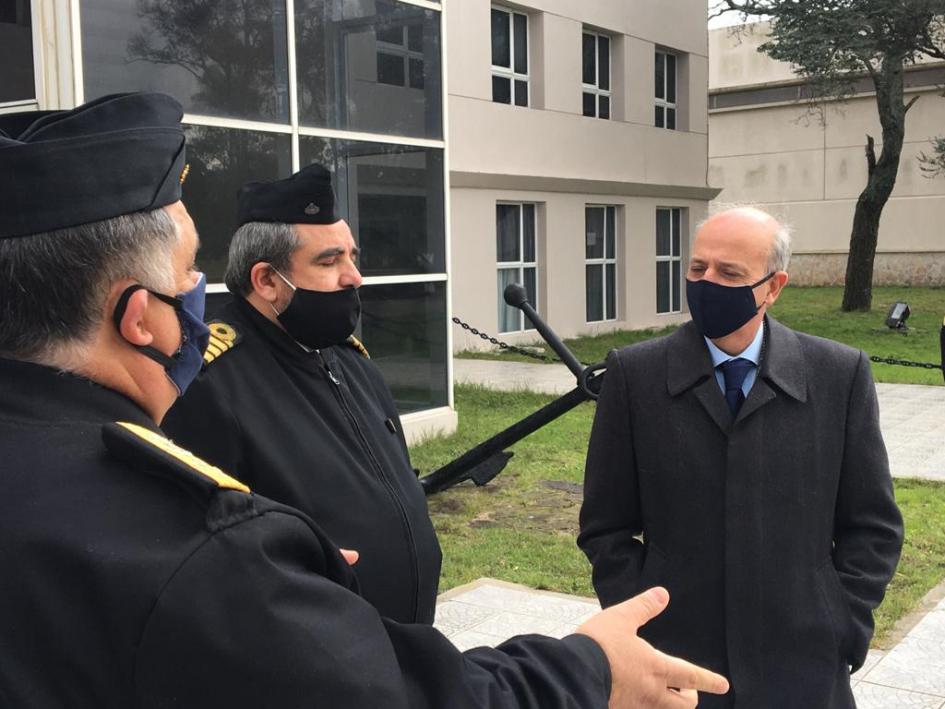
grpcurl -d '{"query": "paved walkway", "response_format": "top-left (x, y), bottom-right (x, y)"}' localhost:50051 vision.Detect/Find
top-left (453, 359), bottom-right (945, 481)
top-left (435, 578), bottom-right (945, 708)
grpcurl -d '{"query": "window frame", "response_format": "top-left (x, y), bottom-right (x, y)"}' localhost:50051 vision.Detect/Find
top-left (375, 22), bottom-right (426, 90)
top-left (655, 207), bottom-right (682, 315)
top-left (654, 50), bottom-right (677, 130)
top-left (490, 5), bottom-right (529, 107)
top-left (581, 30), bottom-right (611, 120)
top-left (585, 204), bottom-right (617, 323)
top-left (496, 201), bottom-right (538, 333)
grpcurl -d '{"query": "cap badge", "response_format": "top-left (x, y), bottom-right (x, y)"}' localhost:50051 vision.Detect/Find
top-left (304, 202), bottom-right (320, 215)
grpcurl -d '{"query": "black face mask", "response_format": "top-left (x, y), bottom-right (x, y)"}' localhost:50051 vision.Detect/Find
top-left (273, 270), bottom-right (361, 350)
top-left (686, 272), bottom-right (774, 339)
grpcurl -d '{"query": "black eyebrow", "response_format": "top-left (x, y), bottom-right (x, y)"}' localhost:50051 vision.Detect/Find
top-left (314, 246), bottom-right (359, 260)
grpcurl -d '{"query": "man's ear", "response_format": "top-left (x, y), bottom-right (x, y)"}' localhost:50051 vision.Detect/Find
top-left (113, 287), bottom-right (154, 347)
top-left (765, 271), bottom-right (790, 307)
top-left (250, 262), bottom-right (281, 303)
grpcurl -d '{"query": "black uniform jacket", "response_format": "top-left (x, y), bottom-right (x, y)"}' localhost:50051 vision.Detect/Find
top-left (163, 296), bottom-right (441, 624)
top-left (0, 357), bottom-right (610, 708)
top-left (578, 318), bottom-right (903, 709)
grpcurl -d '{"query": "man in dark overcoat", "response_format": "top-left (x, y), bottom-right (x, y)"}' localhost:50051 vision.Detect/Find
top-left (578, 206), bottom-right (903, 709)
top-left (0, 92), bottom-right (729, 708)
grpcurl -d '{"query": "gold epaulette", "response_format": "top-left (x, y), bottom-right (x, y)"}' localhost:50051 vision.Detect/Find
top-left (102, 422), bottom-right (250, 497)
top-left (204, 320), bottom-right (241, 366)
top-left (346, 334), bottom-right (370, 359)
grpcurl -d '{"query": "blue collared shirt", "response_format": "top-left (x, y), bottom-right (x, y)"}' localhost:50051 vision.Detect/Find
top-left (705, 322), bottom-right (765, 397)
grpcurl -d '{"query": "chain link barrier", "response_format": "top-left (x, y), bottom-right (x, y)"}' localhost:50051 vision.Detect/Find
top-left (868, 355), bottom-right (943, 371)
top-left (453, 316), bottom-right (943, 373)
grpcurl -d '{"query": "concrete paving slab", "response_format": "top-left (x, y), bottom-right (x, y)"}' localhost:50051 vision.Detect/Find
top-left (436, 579), bottom-right (945, 707)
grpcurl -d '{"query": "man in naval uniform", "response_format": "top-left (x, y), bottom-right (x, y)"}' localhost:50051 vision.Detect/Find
top-left (0, 92), bottom-right (729, 708)
top-left (163, 165), bottom-right (441, 624)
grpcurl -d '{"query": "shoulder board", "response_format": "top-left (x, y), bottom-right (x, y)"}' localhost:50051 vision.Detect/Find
top-left (204, 320), bottom-right (241, 366)
top-left (345, 334), bottom-right (370, 359)
top-left (102, 421), bottom-right (250, 497)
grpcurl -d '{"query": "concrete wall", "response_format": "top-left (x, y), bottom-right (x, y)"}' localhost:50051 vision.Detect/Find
top-left (448, 0), bottom-right (715, 349)
top-left (708, 23), bottom-right (945, 286)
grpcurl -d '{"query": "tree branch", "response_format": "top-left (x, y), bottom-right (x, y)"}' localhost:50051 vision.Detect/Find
top-left (905, 95), bottom-right (920, 113)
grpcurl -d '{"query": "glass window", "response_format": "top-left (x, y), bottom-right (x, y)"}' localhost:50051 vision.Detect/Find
top-left (656, 207), bottom-right (683, 314)
top-left (585, 206), bottom-right (617, 323)
top-left (359, 281), bottom-right (448, 413)
top-left (496, 203), bottom-right (538, 332)
top-left (0, 1), bottom-right (34, 104)
top-left (655, 50), bottom-right (678, 130)
top-left (295, 0), bottom-right (442, 139)
top-left (299, 137), bottom-right (445, 278)
top-left (582, 31), bottom-right (611, 120)
top-left (491, 6), bottom-right (528, 107)
top-left (81, 0), bottom-right (291, 124)
top-left (183, 125), bottom-right (293, 282)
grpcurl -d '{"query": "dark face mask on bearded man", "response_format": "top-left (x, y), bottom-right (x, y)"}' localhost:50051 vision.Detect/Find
top-left (271, 268), bottom-right (361, 350)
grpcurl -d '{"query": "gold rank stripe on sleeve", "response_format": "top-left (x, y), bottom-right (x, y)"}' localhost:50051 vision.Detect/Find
top-left (115, 422), bottom-right (250, 493)
top-left (203, 320), bottom-right (240, 365)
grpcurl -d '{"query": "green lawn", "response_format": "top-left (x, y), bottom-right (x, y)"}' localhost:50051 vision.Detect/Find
top-left (413, 385), bottom-right (945, 647)
top-left (457, 286), bottom-right (944, 386)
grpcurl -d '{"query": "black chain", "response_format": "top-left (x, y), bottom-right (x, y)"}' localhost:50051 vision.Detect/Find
top-left (452, 316), bottom-right (557, 363)
top-left (869, 355), bottom-right (943, 370)
top-left (453, 316), bottom-right (942, 372)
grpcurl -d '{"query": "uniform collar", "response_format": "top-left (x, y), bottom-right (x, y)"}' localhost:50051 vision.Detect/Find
top-left (0, 357), bottom-right (155, 427)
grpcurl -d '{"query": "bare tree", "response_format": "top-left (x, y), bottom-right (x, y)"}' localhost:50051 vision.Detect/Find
top-left (713, 0), bottom-right (945, 311)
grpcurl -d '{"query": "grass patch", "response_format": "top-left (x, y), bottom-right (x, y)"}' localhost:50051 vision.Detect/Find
top-left (456, 286), bottom-right (944, 385)
top-left (414, 385), bottom-right (945, 647)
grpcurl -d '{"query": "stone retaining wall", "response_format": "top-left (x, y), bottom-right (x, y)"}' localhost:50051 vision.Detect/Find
top-left (789, 253), bottom-right (945, 287)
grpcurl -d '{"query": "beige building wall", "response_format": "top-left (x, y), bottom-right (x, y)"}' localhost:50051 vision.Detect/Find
top-left (709, 23), bottom-right (945, 286)
top-left (448, 0), bottom-right (717, 351)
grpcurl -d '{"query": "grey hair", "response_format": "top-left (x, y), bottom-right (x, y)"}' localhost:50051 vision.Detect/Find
top-left (700, 202), bottom-right (793, 273)
top-left (0, 208), bottom-right (179, 368)
top-left (224, 221), bottom-right (300, 296)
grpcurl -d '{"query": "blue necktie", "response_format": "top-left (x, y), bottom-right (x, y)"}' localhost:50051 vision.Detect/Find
top-left (718, 358), bottom-right (753, 417)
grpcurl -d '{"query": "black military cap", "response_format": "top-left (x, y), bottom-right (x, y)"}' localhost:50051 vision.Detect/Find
top-left (236, 164), bottom-right (340, 227)
top-left (0, 92), bottom-right (187, 239)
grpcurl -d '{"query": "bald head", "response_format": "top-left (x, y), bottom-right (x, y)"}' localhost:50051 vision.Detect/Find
top-left (691, 207), bottom-right (790, 286)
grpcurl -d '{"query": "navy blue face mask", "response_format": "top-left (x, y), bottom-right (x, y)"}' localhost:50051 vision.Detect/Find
top-left (686, 272), bottom-right (775, 339)
top-left (113, 273), bottom-right (211, 395)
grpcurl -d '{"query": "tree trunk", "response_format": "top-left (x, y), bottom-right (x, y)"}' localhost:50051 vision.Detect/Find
top-left (841, 59), bottom-right (910, 312)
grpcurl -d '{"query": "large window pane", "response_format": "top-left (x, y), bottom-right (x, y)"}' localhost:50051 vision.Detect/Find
top-left (656, 209), bottom-right (671, 256)
top-left (497, 268), bottom-right (520, 332)
top-left (672, 209), bottom-right (681, 256)
top-left (598, 36), bottom-right (610, 91)
top-left (295, 0), bottom-right (442, 139)
top-left (586, 265), bottom-right (603, 322)
top-left (513, 13), bottom-right (528, 74)
top-left (655, 52), bottom-right (665, 100)
top-left (82, 0), bottom-right (290, 123)
top-left (656, 261), bottom-right (670, 313)
top-left (496, 204), bottom-right (520, 262)
top-left (299, 137), bottom-right (445, 277)
top-left (586, 207), bottom-right (604, 259)
top-left (582, 33), bottom-right (595, 85)
top-left (183, 126), bottom-right (293, 282)
top-left (360, 281), bottom-right (447, 413)
top-left (523, 267), bottom-right (537, 310)
top-left (491, 8), bottom-right (510, 67)
top-left (0, 1), bottom-right (34, 104)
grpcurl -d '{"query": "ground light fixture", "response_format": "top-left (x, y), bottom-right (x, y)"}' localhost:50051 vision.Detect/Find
top-left (885, 302), bottom-right (911, 330)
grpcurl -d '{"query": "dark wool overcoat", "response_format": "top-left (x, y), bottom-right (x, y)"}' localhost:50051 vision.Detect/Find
top-left (578, 317), bottom-right (903, 709)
